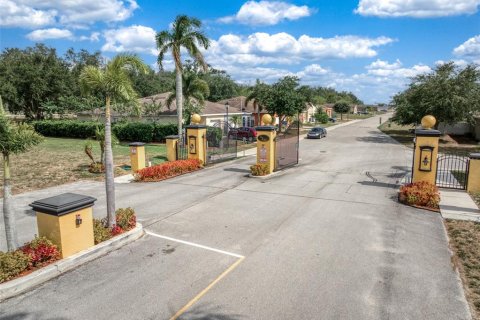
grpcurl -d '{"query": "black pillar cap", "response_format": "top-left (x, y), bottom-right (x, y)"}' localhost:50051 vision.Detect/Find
top-left (165, 135), bottom-right (179, 139)
top-left (415, 129), bottom-right (441, 137)
top-left (255, 126), bottom-right (276, 131)
top-left (185, 125), bottom-right (207, 129)
top-left (129, 142), bottom-right (145, 147)
top-left (29, 193), bottom-right (97, 216)
top-left (470, 153), bottom-right (480, 160)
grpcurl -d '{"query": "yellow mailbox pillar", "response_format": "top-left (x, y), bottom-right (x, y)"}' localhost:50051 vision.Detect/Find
top-left (412, 115), bottom-right (441, 184)
top-left (30, 193), bottom-right (96, 258)
top-left (467, 153), bottom-right (480, 193)
top-left (166, 135), bottom-right (179, 162)
top-left (129, 142), bottom-right (146, 172)
top-left (255, 114), bottom-right (277, 174)
top-left (186, 114), bottom-right (206, 165)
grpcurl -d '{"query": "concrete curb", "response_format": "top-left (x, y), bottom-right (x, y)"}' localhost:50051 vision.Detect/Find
top-left (0, 223), bottom-right (144, 302)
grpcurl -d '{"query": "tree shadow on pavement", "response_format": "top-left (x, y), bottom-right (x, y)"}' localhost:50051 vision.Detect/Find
top-left (177, 304), bottom-right (245, 320)
top-left (0, 312), bottom-right (68, 320)
top-left (356, 131), bottom-right (402, 145)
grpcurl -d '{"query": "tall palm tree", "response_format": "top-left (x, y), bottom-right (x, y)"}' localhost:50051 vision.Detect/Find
top-left (79, 54), bottom-right (147, 227)
top-left (0, 96), bottom-right (43, 250)
top-left (166, 72), bottom-right (210, 124)
top-left (156, 15), bottom-right (210, 137)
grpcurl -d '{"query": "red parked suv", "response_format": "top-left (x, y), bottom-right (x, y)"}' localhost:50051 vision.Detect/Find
top-left (228, 127), bottom-right (257, 142)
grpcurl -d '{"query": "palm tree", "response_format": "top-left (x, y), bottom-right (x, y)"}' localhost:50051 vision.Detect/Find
top-left (166, 72), bottom-right (210, 124)
top-left (0, 96), bottom-right (43, 251)
top-left (79, 54), bottom-right (147, 227)
top-left (156, 15), bottom-right (210, 137)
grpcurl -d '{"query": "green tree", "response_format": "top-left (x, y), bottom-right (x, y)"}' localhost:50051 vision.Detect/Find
top-left (79, 54), bottom-right (147, 227)
top-left (0, 96), bottom-right (43, 250)
top-left (156, 15), bottom-right (210, 138)
top-left (202, 69), bottom-right (239, 102)
top-left (314, 109), bottom-right (329, 124)
top-left (129, 67), bottom-right (175, 98)
top-left (333, 100), bottom-right (350, 120)
top-left (166, 72), bottom-right (210, 124)
top-left (230, 115), bottom-right (241, 128)
top-left (0, 44), bottom-right (75, 119)
top-left (262, 76), bottom-right (306, 131)
top-left (246, 79), bottom-right (271, 125)
top-left (392, 62), bottom-right (480, 127)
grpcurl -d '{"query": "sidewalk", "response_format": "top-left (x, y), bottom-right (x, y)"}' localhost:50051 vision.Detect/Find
top-left (440, 189), bottom-right (480, 221)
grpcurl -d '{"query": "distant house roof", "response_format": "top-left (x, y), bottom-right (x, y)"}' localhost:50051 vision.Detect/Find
top-left (218, 96), bottom-right (267, 113)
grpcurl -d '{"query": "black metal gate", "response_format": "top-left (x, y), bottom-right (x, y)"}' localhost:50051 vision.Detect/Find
top-left (436, 152), bottom-right (469, 189)
top-left (176, 134), bottom-right (188, 160)
top-left (206, 121), bottom-right (237, 164)
top-left (275, 118), bottom-right (300, 171)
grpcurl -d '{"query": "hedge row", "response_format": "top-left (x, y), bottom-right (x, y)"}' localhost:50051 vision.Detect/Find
top-left (32, 120), bottom-right (178, 142)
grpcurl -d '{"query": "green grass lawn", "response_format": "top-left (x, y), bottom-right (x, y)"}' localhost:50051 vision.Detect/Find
top-left (0, 137), bottom-right (167, 196)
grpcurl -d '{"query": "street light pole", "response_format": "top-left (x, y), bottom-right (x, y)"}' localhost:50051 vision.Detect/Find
top-left (224, 101), bottom-right (229, 135)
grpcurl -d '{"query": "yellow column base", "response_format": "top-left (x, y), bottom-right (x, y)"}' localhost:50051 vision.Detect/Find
top-left (412, 130), bottom-right (440, 185)
top-left (467, 155), bottom-right (480, 193)
top-left (166, 135), bottom-right (179, 162)
top-left (186, 126), bottom-right (207, 165)
top-left (256, 127), bottom-right (276, 174)
top-left (129, 142), bottom-right (146, 172)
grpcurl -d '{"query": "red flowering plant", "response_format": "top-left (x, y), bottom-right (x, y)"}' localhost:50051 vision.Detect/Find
top-left (21, 236), bottom-right (60, 268)
top-left (399, 181), bottom-right (440, 209)
top-left (134, 159), bottom-right (202, 182)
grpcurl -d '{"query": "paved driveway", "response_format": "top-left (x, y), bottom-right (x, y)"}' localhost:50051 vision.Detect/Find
top-left (0, 115), bottom-right (471, 319)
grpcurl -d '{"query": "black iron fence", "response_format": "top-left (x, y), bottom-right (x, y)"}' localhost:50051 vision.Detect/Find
top-left (275, 119), bottom-right (300, 171)
top-left (436, 152), bottom-right (469, 189)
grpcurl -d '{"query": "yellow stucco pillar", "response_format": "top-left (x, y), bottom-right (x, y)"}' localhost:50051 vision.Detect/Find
top-left (129, 142), bottom-right (146, 172)
top-left (467, 153), bottom-right (480, 193)
top-left (30, 193), bottom-right (96, 259)
top-left (165, 135), bottom-right (179, 162)
top-left (412, 115), bottom-right (441, 184)
top-left (256, 114), bottom-right (277, 174)
top-left (186, 114), bottom-right (207, 165)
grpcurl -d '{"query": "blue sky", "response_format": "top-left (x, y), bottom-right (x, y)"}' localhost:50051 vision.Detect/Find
top-left (1, 0), bottom-right (479, 103)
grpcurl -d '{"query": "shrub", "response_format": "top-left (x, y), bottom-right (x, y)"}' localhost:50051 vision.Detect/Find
top-left (112, 122), bottom-right (154, 142)
top-left (134, 159), bottom-right (202, 181)
top-left (93, 219), bottom-right (112, 244)
top-left (250, 164), bottom-right (270, 176)
top-left (21, 236), bottom-right (60, 268)
top-left (153, 123), bottom-right (177, 142)
top-left (32, 120), bottom-right (100, 139)
top-left (116, 207), bottom-right (136, 231)
top-left (314, 111), bottom-right (329, 124)
top-left (0, 251), bottom-right (30, 283)
top-left (399, 181), bottom-right (440, 209)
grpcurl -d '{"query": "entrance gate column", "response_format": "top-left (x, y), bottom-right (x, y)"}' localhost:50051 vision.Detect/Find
top-left (186, 114), bottom-right (207, 165)
top-left (467, 153), bottom-right (480, 193)
top-left (255, 114), bottom-right (276, 175)
top-left (412, 115), bottom-right (441, 184)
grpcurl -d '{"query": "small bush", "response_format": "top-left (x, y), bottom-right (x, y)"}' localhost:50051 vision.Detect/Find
top-left (112, 122), bottom-right (154, 142)
top-left (21, 237), bottom-right (60, 268)
top-left (134, 159), bottom-right (202, 182)
top-left (93, 219), bottom-right (112, 244)
top-left (116, 207), bottom-right (136, 231)
top-left (33, 120), bottom-right (100, 139)
top-left (153, 123), bottom-right (177, 142)
top-left (399, 181), bottom-right (440, 209)
top-left (250, 164), bottom-right (270, 176)
top-left (0, 251), bottom-right (30, 283)
top-left (206, 127), bottom-right (222, 147)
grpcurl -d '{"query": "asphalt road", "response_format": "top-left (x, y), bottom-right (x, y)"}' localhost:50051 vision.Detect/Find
top-left (0, 115), bottom-right (471, 319)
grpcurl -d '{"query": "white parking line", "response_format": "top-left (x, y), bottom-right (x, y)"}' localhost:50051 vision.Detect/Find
top-left (145, 230), bottom-right (244, 258)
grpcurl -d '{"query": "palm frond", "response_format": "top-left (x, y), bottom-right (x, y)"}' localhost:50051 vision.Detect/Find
top-left (79, 66), bottom-right (104, 95)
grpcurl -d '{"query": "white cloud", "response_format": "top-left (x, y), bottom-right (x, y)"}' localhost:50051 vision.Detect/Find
top-left (355, 0), bottom-right (480, 17)
top-left (101, 25), bottom-right (157, 55)
top-left (26, 28), bottom-right (73, 41)
top-left (365, 59), bottom-right (431, 77)
top-left (79, 32), bottom-right (100, 42)
top-left (0, 1), bottom-right (56, 28)
top-left (0, 0), bottom-right (138, 28)
top-left (205, 32), bottom-right (394, 67)
top-left (218, 1), bottom-right (313, 25)
top-left (453, 35), bottom-right (480, 61)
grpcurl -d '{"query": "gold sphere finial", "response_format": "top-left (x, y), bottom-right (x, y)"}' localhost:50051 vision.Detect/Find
top-left (421, 115), bottom-right (436, 130)
top-left (262, 114), bottom-right (273, 125)
top-left (191, 113), bottom-right (201, 124)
